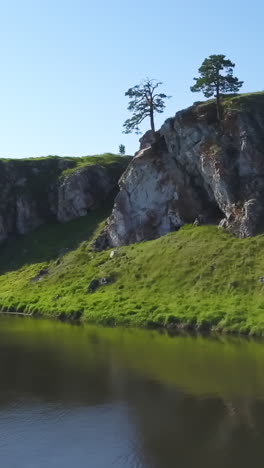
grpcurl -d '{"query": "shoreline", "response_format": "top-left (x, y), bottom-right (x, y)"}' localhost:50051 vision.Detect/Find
top-left (1, 223), bottom-right (264, 338)
top-left (0, 309), bottom-right (262, 339)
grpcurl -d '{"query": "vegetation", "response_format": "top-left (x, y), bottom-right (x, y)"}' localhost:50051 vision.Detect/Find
top-left (196, 91), bottom-right (264, 109)
top-left (123, 78), bottom-right (170, 134)
top-left (2, 92), bottom-right (264, 336)
top-left (119, 144), bottom-right (125, 155)
top-left (0, 153), bottom-right (131, 214)
top-left (191, 55), bottom-right (243, 120)
top-left (0, 153), bottom-right (131, 188)
top-left (58, 153), bottom-right (131, 178)
top-left (1, 205), bottom-right (264, 335)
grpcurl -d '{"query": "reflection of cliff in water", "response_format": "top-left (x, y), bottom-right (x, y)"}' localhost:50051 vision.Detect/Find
top-left (1, 318), bottom-right (264, 468)
top-left (0, 325), bottom-right (114, 407)
top-left (120, 377), bottom-right (264, 468)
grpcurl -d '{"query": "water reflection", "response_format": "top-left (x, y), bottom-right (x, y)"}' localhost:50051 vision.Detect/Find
top-left (0, 317), bottom-right (264, 467)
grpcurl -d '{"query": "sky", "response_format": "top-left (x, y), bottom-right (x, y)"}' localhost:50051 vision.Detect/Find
top-left (0, 0), bottom-right (263, 158)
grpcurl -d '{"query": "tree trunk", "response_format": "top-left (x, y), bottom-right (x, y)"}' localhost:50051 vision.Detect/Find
top-left (216, 78), bottom-right (221, 121)
top-left (150, 107), bottom-right (155, 133)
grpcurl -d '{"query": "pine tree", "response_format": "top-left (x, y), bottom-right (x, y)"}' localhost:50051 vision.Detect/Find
top-left (123, 78), bottom-right (170, 134)
top-left (191, 55), bottom-right (243, 120)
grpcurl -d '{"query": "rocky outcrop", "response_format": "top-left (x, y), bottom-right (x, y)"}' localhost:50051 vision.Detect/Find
top-left (0, 155), bottom-right (129, 241)
top-left (57, 165), bottom-right (119, 222)
top-left (138, 130), bottom-right (157, 151)
top-left (93, 95), bottom-right (264, 249)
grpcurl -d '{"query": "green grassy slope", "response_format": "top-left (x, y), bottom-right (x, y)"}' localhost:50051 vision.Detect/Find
top-left (1, 93), bottom-right (264, 335)
top-left (1, 210), bottom-right (264, 335)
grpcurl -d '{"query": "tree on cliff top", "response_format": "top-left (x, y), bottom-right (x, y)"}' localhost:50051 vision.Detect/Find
top-left (123, 78), bottom-right (171, 134)
top-left (190, 55), bottom-right (243, 120)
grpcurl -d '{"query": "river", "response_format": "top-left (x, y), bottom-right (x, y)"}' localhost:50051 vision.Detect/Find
top-left (0, 316), bottom-right (264, 467)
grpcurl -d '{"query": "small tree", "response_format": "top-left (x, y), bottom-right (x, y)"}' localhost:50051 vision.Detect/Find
top-left (123, 78), bottom-right (170, 134)
top-left (119, 144), bottom-right (125, 155)
top-left (190, 55), bottom-right (243, 120)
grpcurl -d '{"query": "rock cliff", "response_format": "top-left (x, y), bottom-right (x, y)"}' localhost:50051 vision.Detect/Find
top-left (93, 93), bottom-right (264, 249)
top-left (0, 155), bottom-right (130, 241)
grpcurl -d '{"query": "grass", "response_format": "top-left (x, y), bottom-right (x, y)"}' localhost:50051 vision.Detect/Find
top-left (0, 153), bottom-right (131, 203)
top-left (1, 92), bottom-right (264, 335)
top-left (0, 153), bottom-right (131, 226)
top-left (0, 153), bottom-right (131, 165)
top-left (196, 91), bottom-right (264, 113)
top-left (1, 213), bottom-right (264, 335)
top-left (60, 154), bottom-right (131, 179)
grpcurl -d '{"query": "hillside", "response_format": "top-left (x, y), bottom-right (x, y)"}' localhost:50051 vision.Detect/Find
top-left (1, 208), bottom-right (264, 335)
top-left (1, 94), bottom-right (264, 335)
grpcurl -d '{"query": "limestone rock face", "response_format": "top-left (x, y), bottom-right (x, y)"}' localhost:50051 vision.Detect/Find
top-left (93, 98), bottom-right (264, 249)
top-left (16, 197), bottom-right (43, 234)
top-left (0, 156), bottom-right (129, 241)
top-left (57, 165), bottom-right (118, 222)
top-left (138, 130), bottom-right (157, 151)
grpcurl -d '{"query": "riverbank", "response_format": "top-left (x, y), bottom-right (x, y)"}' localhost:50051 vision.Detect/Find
top-left (1, 207), bottom-right (264, 335)
top-left (2, 315), bottom-right (264, 468)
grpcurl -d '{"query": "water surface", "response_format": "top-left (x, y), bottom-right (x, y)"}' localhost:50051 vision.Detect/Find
top-left (0, 317), bottom-right (264, 467)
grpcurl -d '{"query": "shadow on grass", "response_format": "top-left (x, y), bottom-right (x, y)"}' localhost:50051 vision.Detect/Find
top-left (0, 204), bottom-right (111, 275)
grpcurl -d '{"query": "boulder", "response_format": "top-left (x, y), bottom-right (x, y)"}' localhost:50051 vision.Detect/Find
top-left (109, 249), bottom-right (119, 258)
top-left (87, 277), bottom-right (111, 293)
top-left (31, 268), bottom-right (49, 282)
top-left (88, 279), bottom-right (100, 293)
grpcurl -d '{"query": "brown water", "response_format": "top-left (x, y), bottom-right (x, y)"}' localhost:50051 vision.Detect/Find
top-left (1, 316), bottom-right (264, 468)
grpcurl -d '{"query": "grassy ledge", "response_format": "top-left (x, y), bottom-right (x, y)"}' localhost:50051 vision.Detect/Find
top-left (1, 208), bottom-right (264, 335)
top-left (196, 91), bottom-right (264, 114)
top-left (60, 154), bottom-right (132, 179)
top-left (0, 153), bottom-right (131, 210)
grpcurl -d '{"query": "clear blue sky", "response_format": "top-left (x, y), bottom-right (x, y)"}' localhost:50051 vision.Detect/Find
top-left (0, 0), bottom-right (263, 158)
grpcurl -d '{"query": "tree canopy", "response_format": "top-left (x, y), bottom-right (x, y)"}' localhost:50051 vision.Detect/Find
top-left (119, 144), bottom-right (125, 155)
top-left (123, 78), bottom-right (170, 134)
top-left (190, 55), bottom-right (243, 119)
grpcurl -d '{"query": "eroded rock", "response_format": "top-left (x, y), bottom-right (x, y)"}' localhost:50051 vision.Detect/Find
top-left (57, 165), bottom-right (117, 223)
top-left (94, 99), bottom-right (264, 249)
top-left (138, 130), bottom-right (157, 151)
top-left (0, 156), bottom-right (129, 242)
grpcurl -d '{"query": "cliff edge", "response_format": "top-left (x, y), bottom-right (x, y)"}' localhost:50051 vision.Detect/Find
top-left (0, 154), bottom-right (130, 242)
top-left (94, 93), bottom-right (264, 249)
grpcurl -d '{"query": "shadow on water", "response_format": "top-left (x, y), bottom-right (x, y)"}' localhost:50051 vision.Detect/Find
top-left (0, 203), bottom-right (112, 275)
top-left (1, 317), bottom-right (264, 468)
